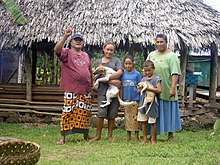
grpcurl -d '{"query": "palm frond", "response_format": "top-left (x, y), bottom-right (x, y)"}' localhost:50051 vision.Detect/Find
top-left (2, 0), bottom-right (27, 25)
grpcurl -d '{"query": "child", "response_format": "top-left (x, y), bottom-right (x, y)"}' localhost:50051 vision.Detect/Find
top-left (120, 55), bottom-right (142, 141)
top-left (137, 60), bottom-right (162, 144)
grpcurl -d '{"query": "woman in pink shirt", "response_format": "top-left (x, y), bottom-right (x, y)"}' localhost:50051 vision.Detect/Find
top-left (54, 27), bottom-right (93, 144)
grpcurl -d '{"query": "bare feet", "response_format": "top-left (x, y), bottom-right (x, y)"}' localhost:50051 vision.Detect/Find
top-left (142, 137), bottom-right (148, 144)
top-left (84, 134), bottom-right (94, 140)
top-left (134, 137), bottom-right (139, 142)
top-left (168, 133), bottom-right (174, 142)
top-left (87, 135), bottom-right (94, 140)
top-left (89, 136), bottom-right (101, 142)
top-left (150, 136), bottom-right (156, 144)
top-left (124, 137), bottom-right (131, 141)
top-left (56, 140), bottom-right (64, 145)
top-left (142, 140), bottom-right (147, 144)
top-left (56, 136), bottom-right (65, 145)
top-left (108, 137), bottom-right (114, 142)
top-left (56, 139), bottom-right (65, 145)
top-left (167, 136), bottom-right (174, 142)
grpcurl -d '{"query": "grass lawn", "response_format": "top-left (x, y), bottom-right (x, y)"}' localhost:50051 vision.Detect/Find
top-left (0, 122), bottom-right (220, 165)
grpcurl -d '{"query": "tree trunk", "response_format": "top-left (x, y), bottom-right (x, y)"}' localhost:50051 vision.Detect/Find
top-left (25, 49), bottom-right (32, 101)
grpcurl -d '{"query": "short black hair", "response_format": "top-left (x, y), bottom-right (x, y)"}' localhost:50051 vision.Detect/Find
top-left (143, 60), bottom-right (155, 69)
top-left (123, 54), bottom-right (134, 63)
top-left (156, 34), bottom-right (168, 43)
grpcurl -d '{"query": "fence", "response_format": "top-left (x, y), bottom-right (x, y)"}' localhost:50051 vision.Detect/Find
top-left (0, 84), bottom-right (101, 116)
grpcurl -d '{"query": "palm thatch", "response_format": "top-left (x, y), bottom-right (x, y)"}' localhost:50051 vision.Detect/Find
top-left (0, 0), bottom-right (220, 50)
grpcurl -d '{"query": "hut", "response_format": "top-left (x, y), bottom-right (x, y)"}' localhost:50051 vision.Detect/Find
top-left (0, 0), bottom-right (220, 115)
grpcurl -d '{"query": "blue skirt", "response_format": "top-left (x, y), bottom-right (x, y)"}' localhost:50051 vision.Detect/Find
top-left (148, 100), bottom-right (182, 135)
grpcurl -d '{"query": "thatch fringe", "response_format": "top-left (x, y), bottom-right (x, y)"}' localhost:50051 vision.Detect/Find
top-left (0, 0), bottom-right (220, 50)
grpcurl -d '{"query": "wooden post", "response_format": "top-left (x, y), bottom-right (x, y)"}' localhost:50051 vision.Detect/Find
top-left (179, 39), bottom-right (188, 109)
top-left (128, 44), bottom-right (134, 57)
top-left (188, 84), bottom-right (196, 107)
top-left (53, 53), bottom-right (58, 85)
top-left (209, 42), bottom-right (218, 103)
top-left (32, 44), bottom-right (37, 84)
top-left (25, 48), bottom-right (32, 101)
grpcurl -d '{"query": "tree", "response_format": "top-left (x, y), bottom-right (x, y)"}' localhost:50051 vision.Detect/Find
top-left (1, 0), bottom-right (27, 25)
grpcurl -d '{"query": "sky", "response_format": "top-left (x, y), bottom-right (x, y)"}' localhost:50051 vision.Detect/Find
top-left (203, 0), bottom-right (220, 12)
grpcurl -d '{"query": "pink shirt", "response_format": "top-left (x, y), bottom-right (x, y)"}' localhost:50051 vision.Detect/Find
top-left (57, 48), bottom-right (92, 94)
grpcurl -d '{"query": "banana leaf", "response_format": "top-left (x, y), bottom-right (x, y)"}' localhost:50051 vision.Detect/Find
top-left (2, 0), bottom-right (27, 25)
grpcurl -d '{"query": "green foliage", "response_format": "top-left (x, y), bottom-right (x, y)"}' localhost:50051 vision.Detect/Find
top-left (2, 0), bottom-right (27, 25)
top-left (213, 118), bottom-right (220, 135)
top-left (36, 52), bottom-right (58, 85)
top-left (36, 51), bottom-right (144, 85)
top-left (1, 123), bottom-right (220, 165)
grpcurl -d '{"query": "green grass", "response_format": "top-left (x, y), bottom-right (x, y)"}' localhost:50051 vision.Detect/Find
top-left (0, 123), bottom-right (220, 165)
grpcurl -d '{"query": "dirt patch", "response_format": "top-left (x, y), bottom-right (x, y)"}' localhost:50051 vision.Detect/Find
top-left (0, 112), bottom-right (60, 124)
top-left (182, 109), bottom-right (220, 130)
top-left (1, 108), bottom-right (219, 131)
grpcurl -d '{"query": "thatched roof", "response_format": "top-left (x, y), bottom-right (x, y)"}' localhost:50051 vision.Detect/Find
top-left (0, 0), bottom-right (220, 50)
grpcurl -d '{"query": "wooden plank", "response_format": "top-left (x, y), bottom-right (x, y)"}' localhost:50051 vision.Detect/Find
top-left (197, 85), bottom-right (209, 90)
top-left (196, 93), bottom-right (209, 100)
top-left (204, 103), bottom-right (220, 110)
top-left (0, 98), bottom-right (62, 105)
top-left (0, 88), bottom-right (25, 92)
top-left (0, 84), bottom-right (26, 94)
top-left (0, 108), bottom-right (61, 116)
top-left (32, 85), bottom-right (60, 91)
top-left (32, 95), bottom-right (63, 102)
top-left (0, 99), bottom-right (27, 104)
top-left (0, 98), bottom-right (98, 107)
top-left (32, 91), bottom-right (63, 95)
top-left (0, 84), bottom-right (97, 101)
top-left (0, 103), bottom-right (61, 111)
top-left (0, 94), bottom-right (26, 99)
top-left (0, 108), bottom-right (101, 116)
top-left (0, 84), bottom-right (122, 117)
top-left (180, 108), bottom-right (211, 117)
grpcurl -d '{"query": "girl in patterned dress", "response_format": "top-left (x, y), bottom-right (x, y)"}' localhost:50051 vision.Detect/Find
top-left (120, 55), bottom-right (142, 141)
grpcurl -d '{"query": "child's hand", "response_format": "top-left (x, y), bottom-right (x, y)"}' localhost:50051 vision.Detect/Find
top-left (146, 85), bottom-right (154, 91)
top-left (119, 105), bottom-right (124, 112)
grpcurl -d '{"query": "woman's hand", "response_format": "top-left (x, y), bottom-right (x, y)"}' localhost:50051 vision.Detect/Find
top-left (109, 80), bottom-right (121, 89)
top-left (170, 74), bottom-right (178, 98)
top-left (64, 26), bottom-right (73, 37)
top-left (169, 87), bottom-right (176, 98)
